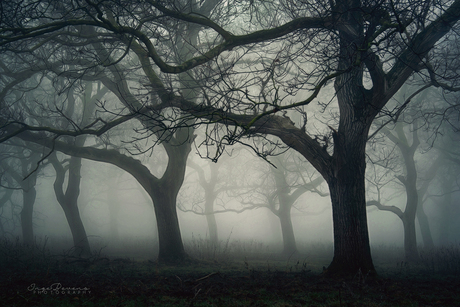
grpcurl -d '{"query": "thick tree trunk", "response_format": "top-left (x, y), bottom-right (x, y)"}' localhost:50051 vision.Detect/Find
top-left (21, 187), bottom-right (36, 246)
top-left (326, 169), bottom-right (375, 276)
top-left (322, 2), bottom-right (375, 276)
top-left (150, 130), bottom-right (193, 264)
top-left (152, 186), bottom-right (188, 263)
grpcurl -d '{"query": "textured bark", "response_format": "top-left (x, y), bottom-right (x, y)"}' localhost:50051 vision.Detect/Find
top-left (326, 134), bottom-right (375, 275)
top-left (323, 5), bottom-right (376, 273)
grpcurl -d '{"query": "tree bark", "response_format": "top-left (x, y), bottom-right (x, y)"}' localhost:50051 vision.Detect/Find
top-left (150, 133), bottom-right (193, 263)
top-left (326, 145), bottom-right (375, 275)
top-left (323, 7), bottom-right (376, 273)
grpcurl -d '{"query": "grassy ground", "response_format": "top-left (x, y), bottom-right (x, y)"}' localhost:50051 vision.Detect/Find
top-left (1, 238), bottom-right (459, 306)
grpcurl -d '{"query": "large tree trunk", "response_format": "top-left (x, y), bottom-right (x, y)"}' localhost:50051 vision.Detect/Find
top-left (326, 150), bottom-right (375, 275)
top-left (152, 184), bottom-right (188, 263)
top-left (150, 129), bottom-right (194, 263)
top-left (321, 1), bottom-right (375, 276)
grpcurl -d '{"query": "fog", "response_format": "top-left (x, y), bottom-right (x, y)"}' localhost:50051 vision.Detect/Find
top-left (1, 0), bottom-right (460, 283)
top-left (6, 140), bottom-right (456, 263)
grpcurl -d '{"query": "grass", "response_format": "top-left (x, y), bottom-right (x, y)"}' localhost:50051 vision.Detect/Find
top-left (1, 237), bottom-right (460, 306)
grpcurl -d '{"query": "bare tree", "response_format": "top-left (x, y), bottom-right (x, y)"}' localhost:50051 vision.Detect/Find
top-left (0, 144), bottom-right (43, 245)
top-left (2, 0), bottom-right (460, 275)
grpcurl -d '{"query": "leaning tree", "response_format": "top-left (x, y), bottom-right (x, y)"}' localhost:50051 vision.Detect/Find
top-left (2, 0), bottom-right (460, 275)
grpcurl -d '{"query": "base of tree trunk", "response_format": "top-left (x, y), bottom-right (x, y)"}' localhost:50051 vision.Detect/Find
top-left (157, 252), bottom-right (194, 265)
top-left (323, 258), bottom-right (377, 278)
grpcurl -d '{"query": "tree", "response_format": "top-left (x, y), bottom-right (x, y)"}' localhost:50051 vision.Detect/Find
top-left (0, 183), bottom-right (14, 238)
top-left (0, 144), bottom-right (42, 245)
top-left (2, 0), bottom-right (460, 275)
top-left (367, 120), bottom-right (442, 261)
top-left (237, 152), bottom-right (328, 256)
top-left (45, 82), bottom-right (107, 257)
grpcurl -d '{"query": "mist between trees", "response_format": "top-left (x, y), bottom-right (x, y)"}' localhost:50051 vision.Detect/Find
top-left (1, 0), bottom-right (460, 277)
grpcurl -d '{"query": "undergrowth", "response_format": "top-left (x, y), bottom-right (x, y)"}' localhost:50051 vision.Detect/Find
top-left (1, 237), bottom-right (460, 306)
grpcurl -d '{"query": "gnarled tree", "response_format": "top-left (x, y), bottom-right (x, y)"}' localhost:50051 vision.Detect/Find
top-left (2, 0), bottom-right (460, 275)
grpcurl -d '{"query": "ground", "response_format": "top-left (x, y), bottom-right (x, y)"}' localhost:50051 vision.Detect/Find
top-left (1, 238), bottom-right (459, 306)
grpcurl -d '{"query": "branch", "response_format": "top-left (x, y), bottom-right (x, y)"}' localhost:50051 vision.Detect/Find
top-left (385, 0), bottom-right (460, 104)
top-left (366, 200), bottom-right (404, 219)
top-left (178, 205), bottom-right (258, 215)
top-left (0, 113), bottom-right (137, 144)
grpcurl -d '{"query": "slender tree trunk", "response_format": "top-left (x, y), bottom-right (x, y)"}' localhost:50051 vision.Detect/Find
top-left (416, 201), bottom-right (435, 250)
top-left (21, 187), bottom-right (36, 246)
top-left (398, 124), bottom-right (420, 262)
top-left (51, 155), bottom-right (91, 257)
top-left (61, 201), bottom-right (91, 257)
top-left (0, 189), bottom-right (13, 238)
top-left (204, 194), bottom-right (218, 246)
top-left (278, 207), bottom-right (297, 255)
top-left (438, 174), bottom-right (453, 246)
